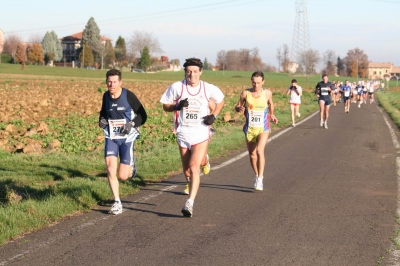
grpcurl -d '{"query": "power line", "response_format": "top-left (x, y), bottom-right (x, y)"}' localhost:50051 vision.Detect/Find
top-left (7, 0), bottom-right (261, 36)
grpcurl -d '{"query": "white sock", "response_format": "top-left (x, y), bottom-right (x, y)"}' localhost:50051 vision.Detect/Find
top-left (258, 177), bottom-right (263, 180)
top-left (115, 198), bottom-right (121, 203)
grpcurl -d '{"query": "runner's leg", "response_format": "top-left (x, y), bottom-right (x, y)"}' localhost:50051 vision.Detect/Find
top-left (106, 156), bottom-right (120, 200)
top-left (187, 140), bottom-right (208, 201)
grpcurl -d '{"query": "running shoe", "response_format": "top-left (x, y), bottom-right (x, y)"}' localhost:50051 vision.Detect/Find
top-left (255, 177), bottom-right (263, 191)
top-left (297, 113), bottom-right (301, 118)
top-left (324, 122), bottom-right (328, 129)
top-left (254, 176), bottom-right (258, 189)
top-left (292, 123), bottom-right (296, 127)
top-left (201, 154), bottom-right (211, 175)
top-left (129, 156), bottom-right (137, 178)
top-left (320, 120), bottom-right (324, 127)
top-left (358, 105), bottom-right (360, 108)
top-left (109, 201), bottom-right (123, 215)
top-left (181, 200), bottom-right (193, 217)
top-left (183, 183), bottom-right (189, 195)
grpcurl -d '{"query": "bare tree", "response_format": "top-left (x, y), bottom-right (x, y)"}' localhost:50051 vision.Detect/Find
top-left (322, 50), bottom-right (336, 76)
top-left (216, 47), bottom-right (263, 71)
top-left (299, 49), bottom-right (320, 79)
top-left (281, 44), bottom-right (290, 73)
top-left (128, 31), bottom-right (163, 59)
top-left (3, 34), bottom-right (22, 62)
top-left (276, 47), bottom-right (282, 72)
top-left (216, 50), bottom-right (227, 71)
top-left (263, 63), bottom-right (277, 72)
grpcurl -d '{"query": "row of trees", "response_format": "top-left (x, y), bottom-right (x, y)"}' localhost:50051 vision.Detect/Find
top-left (215, 47), bottom-right (276, 72)
top-left (2, 17), bottom-right (177, 72)
top-left (275, 44), bottom-right (369, 78)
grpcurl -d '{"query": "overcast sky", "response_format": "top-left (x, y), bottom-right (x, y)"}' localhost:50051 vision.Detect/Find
top-left (2, 0), bottom-right (399, 69)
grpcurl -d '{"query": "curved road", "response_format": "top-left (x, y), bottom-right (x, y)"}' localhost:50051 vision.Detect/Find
top-left (1, 101), bottom-right (399, 266)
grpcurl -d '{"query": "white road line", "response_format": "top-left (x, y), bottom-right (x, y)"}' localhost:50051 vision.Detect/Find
top-left (378, 103), bottom-right (400, 265)
top-left (213, 110), bottom-right (319, 170)
top-left (377, 107), bottom-right (400, 150)
top-left (389, 157), bottom-right (400, 266)
top-left (0, 111), bottom-right (319, 265)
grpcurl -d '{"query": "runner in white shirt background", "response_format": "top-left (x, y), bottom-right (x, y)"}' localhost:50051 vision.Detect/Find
top-left (368, 81), bottom-right (375, 103)
top-left (286, 79), bottom-right (302, 127)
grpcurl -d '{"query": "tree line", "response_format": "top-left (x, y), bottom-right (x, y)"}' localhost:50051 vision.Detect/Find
top-left (2, 16), bottom-right (370, 77)
top-left (275, 43), bottom-right (369, 78)
top-left (1, 17), bottom-right (178, 72)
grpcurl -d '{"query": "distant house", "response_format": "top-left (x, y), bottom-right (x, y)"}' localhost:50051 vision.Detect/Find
top-left (0, 28), bottom-right (4, 54)
top-left (367, 62), bottom-right (400, 79)
top-left (391, 66), bottom-right (400, 78)
top-left (60, 32), bottom-right (111, 63)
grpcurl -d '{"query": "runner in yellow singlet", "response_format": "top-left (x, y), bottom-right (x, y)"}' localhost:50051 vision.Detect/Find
top-left (234, 71), bottom-right (278, 191)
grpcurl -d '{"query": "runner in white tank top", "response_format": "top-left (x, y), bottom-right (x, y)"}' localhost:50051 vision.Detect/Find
top-left (160, 58), bottom-right (225, 217)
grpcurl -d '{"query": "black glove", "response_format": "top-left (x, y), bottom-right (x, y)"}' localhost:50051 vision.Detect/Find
top-left (174, 98), bottom-right (189, 110)
top-left (203, 114), bottom-right (216, 125)
top-left (121, 122), bottom-right (134, 135)
top-left (99, 118), bottom-right (108, 129)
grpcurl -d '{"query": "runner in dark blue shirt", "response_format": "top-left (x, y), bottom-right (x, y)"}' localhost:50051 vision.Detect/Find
top-left (315, 74), bottom-right (334, 129)
top-left (98, 69), bottom-right (147, 215)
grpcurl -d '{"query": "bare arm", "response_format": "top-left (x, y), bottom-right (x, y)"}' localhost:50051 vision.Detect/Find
top-left (211, 100), bottom-right (225, 117)
top-left (234, 90), bottom-right (247, 113)
top-left (266, 89), bottom-right (278, 124)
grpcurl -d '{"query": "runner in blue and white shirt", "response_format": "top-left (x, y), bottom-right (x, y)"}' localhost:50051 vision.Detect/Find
top-left (356, 81), bottom-right (364, 108)
top-left (341, 80), bottom-right (352, 113)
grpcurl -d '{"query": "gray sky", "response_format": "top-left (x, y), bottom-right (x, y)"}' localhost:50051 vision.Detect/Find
top-left (2, 0), bottom-right (399, 68)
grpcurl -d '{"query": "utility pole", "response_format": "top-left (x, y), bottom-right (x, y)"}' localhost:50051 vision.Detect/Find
top-left (291, 0), bottom-right (311, 73)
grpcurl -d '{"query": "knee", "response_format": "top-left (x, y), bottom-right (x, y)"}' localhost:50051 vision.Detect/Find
top-left (184, 169), bottom-right (190, 177)
top-left (189, 164), bottom-right (200, 176)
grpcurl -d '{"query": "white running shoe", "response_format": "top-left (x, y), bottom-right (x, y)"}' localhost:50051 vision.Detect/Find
top-left (181, 200), bottom-right (193, 217)
top-left (324, 122), bottom-right (328, 129)
top-left (109, 201), bottom-right (123, 215)
top-left (320, 120), bottom-right (324, 127)
top-left (292, 123), bottom-right (296, 127)
top-left (358, 105), bottom-right (360, 108)
top-left (297, 113), bottom-right (301, 118)
top-left (255, 177), bottom-right (263, 191)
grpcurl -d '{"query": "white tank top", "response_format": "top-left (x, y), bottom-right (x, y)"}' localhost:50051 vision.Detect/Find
top-left (175, 80), bottom-right (210, 135)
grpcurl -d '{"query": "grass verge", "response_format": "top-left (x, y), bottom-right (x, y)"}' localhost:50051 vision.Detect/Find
top-left (375, 91), bottom-right (400, 129)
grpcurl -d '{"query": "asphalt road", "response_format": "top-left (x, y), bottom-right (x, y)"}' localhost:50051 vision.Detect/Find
top-left (1, 100), bottom-right (399, 266)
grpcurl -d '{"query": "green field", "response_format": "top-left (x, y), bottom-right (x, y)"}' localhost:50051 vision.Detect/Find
top-left (0, 62), bottom-right (398, 245)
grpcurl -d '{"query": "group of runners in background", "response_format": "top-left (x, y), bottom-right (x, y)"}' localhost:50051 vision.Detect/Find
top-left (314, 74), bottom-right (382, 129)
